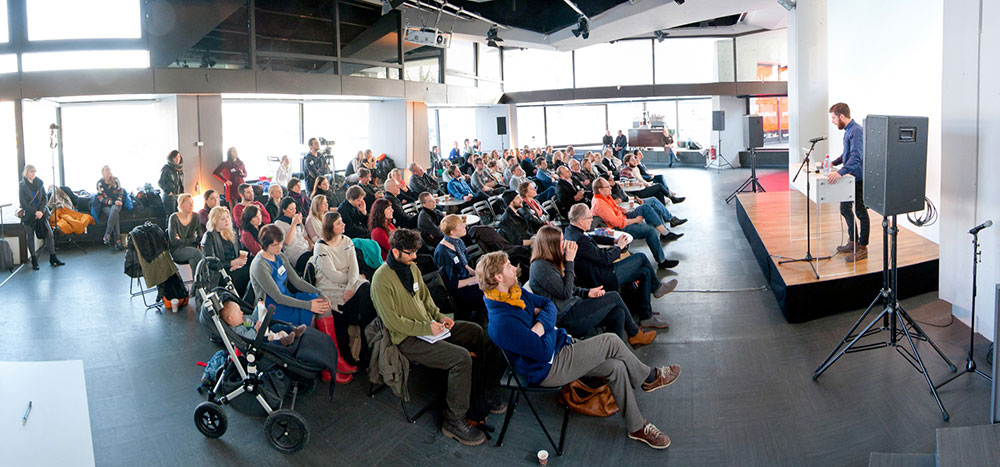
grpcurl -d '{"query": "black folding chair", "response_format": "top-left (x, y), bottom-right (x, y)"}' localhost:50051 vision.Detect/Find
top-left (365, 317), bottom-right (444, 423)
top-left (495, 350), bottom-right (570, 456)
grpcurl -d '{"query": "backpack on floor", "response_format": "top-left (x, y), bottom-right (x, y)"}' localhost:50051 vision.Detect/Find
top-left (0, 238), bottom-right (13, 271)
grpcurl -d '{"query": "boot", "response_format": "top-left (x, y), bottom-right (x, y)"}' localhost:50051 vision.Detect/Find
top-left (845, 245), bottom-right (868, 263)
top-left (836, 241), bottom-right (855, 254)
top-left (30, 255), bottom-right (39, 270)
top-left (315, 316), bottom-right (358, 376)
top-left (49, 254), bottom-right (65, 267)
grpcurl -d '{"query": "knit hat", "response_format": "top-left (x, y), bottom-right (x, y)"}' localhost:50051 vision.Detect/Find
top-left (502, 190), bottom-right (518, 206)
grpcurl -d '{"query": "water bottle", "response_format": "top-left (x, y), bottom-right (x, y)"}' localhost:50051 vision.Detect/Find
top-left (822, 155), bottom-right (831, 176)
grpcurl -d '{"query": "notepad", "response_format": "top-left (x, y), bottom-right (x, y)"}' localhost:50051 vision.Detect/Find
top-left (417, 329), bottom-right (451, 344)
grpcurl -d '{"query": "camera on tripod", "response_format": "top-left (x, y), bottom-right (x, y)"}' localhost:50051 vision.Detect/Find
top-left (317, 137), bottom-right (335, 160)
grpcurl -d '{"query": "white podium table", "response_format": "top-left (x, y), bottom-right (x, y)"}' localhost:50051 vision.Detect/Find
top-left (808, 173), bottom-right (855, 204)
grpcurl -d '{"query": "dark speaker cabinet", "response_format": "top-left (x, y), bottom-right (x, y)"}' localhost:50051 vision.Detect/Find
top-left (862, 115), bottom-right (928, 216)
top-left (744, 115), bottom-right (763, 149)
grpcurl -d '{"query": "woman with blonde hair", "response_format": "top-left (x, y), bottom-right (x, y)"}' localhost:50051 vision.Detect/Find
top-left (304, 194), bottom-right (328, 243)
top-left (432, 214), bottom-right (487, 324)
top-left (527, 226), bottom-right (655, 348)
top-left (275, 154), bottom-right (292, 188)
top-left (202, 205), bottom-right (250, 294)
top-left (167, 193), bottom-right (204, 271)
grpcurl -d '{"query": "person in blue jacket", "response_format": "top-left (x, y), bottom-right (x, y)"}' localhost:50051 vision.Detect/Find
top-left (476, 250), bottom-right (681, 450)
top-left (828, 102), bottom-right (869, 262)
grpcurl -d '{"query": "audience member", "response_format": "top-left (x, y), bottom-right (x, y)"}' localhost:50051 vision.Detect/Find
top-left (516, 181), bottom-right (551, 230)
top-left (527, 226), bottom-right (655, 347)
top-left (304, 194), bottom-right (328, 244)
top-left (96, 165), bottom-right (126, 250)
top-left (602, 130), bottom-right (614, 149)
top-left (239, 204), bottom-right (264, 257)
top-left (158, 150), bottom-right (184, 214)
top-left (250, 224), bottom-right (331, 327)
top-left (433, 215), bottom-right (487, 325)
top-left (416, 192), bottom-right (446, 247)
top-left (275, 155), bottom-right (292, 188)
top-left (497, 191), bottom-right (534, 248)
top-left (310, 176), bottom-right (338, 208)
top-left (202, 206), bottom-right (250, 294)
top-left (591, 178), bottom-right (678, 269)
top-left (555, 166), bottom-right (588, 218)
top-left (569, 159), bottom-right (594, 191)
top-left (337, 186), bottom-right (370, 239)
top-left (199, 189), bottom-right (219, 226)
top-left (167, 193), bottom-right (204, 272)
top-left (221, 300), bottom-right (306, 347)
top-left (446, 165), bottom-right (488, 208)
top-left (232, 183), bottom-right (271, 226)
top-left (563, 204), bottom-right (676, 322)
top-left (387, 168), bottom-right (418, 204)
top-left (519, 151), bottom-right (537, 177)
top-left (533, 158), bottom-right (557, 191)
top-left (303, 137), bottom-right (328, 193)
top-left (620, 154), bottom-right (674, 206)
top-left (356, 168), bottom-right (378, 207)
top-left (601, 148), bottom-right (623, 177)
top-left (507, 164), bottom-right (525, 192)
top-left (19, 165), bottom-right (64, 269)
top-left (383, 179), bottom-right (417, 228)
top-left (264, 185), bottom-right (282, 222)
top-left (370, 228), bottom-right (502, 447)
top-left (477, 251), bottom-right (680, 450)
top-left (368, 198), bottom-right (397, 261)
top-left (614, 130), bottom-right (628, 159)
top-left (408, 162), bottom-right (440, 195)
top-left (213, 147), bottom-right (247, 207)
top-left (633, 151), bottom-right (685, 204)
top-left (274, 197), bottom-right (314, 275)
top-left (287, 178), bottom-right (310, 215)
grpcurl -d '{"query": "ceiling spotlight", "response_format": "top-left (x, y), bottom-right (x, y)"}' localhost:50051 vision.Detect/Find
top-left (571, 16), bottom-right (590, 39)
top-left (653, 30), bottom-right (667, 43)
top-left (486, 25), bottom-right (503, 48)
top-left (777, 0), bottom-right (796, 11)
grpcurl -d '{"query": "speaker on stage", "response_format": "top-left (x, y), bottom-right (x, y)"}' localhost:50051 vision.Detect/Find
top-left (744, 115), bottom-right (763, 149)
top-left (712, 110), bottom-right (725, 131)
top-left (862, 115), bottom-right (928, 216)
top-left (497, 116), bottom-right (507, 135)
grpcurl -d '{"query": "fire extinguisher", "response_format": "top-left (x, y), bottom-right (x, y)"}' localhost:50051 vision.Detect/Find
top-left (710, 145), bottom-right (717, 160)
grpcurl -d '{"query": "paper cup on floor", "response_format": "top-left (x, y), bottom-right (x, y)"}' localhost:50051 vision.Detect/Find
top-left (537, 450), bottom-right (549, 465)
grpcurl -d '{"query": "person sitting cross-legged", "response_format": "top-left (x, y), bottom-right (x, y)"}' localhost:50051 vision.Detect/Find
top-left (477, 251), bottom-right (681, 450)
top-left (634, 150), bottom-right (684, 204)
top-left (370, 228), bottom-right (504, 447)
top-left (591, 178), bottom-right (681, 270)
top-left (563, 203), bottom-right (677, 323)
top-left (527, 226), bottom-right (657, 348)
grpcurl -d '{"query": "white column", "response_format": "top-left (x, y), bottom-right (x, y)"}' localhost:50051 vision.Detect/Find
top-left (786, 0), bottom-right (828, 192)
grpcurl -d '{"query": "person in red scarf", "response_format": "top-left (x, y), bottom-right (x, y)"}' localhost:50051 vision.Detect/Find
top-left (213, 146), bottom-right (247, 207)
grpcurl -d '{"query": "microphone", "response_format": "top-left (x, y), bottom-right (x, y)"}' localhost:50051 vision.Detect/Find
top-left (969, 220), bottom-right (993, 235)
top-left (809, 136), bottom-right (827, 143)
top-left (49, 123), bottom-right (59, 130)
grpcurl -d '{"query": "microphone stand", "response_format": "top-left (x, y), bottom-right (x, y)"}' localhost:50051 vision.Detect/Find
top-left (772, 139), bottom-right (831, 279)
top-left (935, 225), bottom-right (993, 390)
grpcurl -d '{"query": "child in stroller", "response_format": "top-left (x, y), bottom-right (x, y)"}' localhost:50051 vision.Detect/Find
top-left (220, 300), bottom-right (307, 347)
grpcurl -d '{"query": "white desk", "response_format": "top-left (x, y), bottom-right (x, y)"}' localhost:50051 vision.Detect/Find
top-left (808, 173), bottom-right (855, 204)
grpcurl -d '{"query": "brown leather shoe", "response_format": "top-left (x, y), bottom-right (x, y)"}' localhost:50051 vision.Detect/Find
top-left (628, 329), bottom-right (657, 348)
top-left (642, 364), bottom-right (681, 392)
top-left (846, 245), bottom-right (868, 263)
top-left (629, 421), bottom-right (671, 449)
top-left (836, 241), bottom-right (855, 254)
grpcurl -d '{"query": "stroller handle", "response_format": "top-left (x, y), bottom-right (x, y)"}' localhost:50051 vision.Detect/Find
top-left (252, 305), bottom-right (277, 348)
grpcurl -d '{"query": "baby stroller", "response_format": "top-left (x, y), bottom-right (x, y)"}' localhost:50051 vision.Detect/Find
top-left (192, 258), bottom-right (329, 453)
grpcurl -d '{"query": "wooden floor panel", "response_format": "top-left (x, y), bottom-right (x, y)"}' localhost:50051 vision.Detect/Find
top-left (737, 191), bottom-right (939, 287)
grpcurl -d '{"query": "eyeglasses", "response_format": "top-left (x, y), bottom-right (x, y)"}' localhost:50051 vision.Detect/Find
top-left (402, 249), bottom-right (417, 256)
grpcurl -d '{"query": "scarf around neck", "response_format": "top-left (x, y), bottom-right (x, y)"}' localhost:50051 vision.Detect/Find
top-left (386, 254), bottom-right (415, 296)
top-left (484, 284), bottom-right (525, 309)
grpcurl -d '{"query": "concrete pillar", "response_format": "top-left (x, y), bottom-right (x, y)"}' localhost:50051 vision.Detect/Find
top-left (174, 95), bottom-right (224, 202)
top-left (786, 0), bottom-right (828, 192)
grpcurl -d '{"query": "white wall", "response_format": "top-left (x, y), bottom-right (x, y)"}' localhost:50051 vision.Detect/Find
top-left (826, 0), bottom-right (943, 243)
top-left (474, 105), bottom-right (512, 152)
top-left (711, 95), bottom-right (746, 167)
top-left (368, 100), bottom-right (408, 170)
top-left (786, 0), bottom-right (829, 186)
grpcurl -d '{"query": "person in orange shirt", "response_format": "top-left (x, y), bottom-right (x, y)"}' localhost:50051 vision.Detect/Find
top-left (590, 177), bottom-right (679, 270)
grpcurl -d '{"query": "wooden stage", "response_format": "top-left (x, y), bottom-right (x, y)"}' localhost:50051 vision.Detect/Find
top-left (735, 191), bottom-right (939, 322)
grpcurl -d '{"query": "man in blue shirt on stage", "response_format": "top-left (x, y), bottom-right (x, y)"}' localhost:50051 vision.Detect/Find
top-left (827, 102), bottom-right (869, 262)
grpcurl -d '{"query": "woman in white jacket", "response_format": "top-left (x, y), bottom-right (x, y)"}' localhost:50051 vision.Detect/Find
top-left (312, 211), bottom-right (377, 367)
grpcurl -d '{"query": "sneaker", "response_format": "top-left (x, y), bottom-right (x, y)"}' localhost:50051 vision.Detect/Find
top-left (442, 416), bottom-right (487, 446)
top-left (653, 279), bottom-right (678, 298)
top-left (102, 233), bottom-right (111, 245)
top-left (660, 232), bottom-right (683, 242)
top-left (836, 241), bottom-right (855, 254)
top-left (629, 421), bottom-right (671, 449)
top-left (657, 259), bottom-right (679, 270)
top-left (845, 245), bottom-right (868, 263)
top-left (114, 240), bottom-right (124, 251)
top-left (669, 195), bottom-right (686, 204)
top-left (669, 217), bottom-right (688, 228)
top-left (642, 365), bottom-right (681, 392)
top-left (628, 329), bottom-right (657, 348)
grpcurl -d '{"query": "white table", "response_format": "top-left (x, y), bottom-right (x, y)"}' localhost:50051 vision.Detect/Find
top-left (588, 230), bottom-right (634, 248)
top-left (463, 214), bottom-right (480, 225)
top-left (622, 182), bottom-right (646, 193)
top-left (808, 173), bottom-right (855, 204)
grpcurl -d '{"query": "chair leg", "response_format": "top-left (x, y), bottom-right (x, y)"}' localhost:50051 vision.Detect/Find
top-left (495, 388), bottom-right (519, 447)
top-left (557, 406), bottom-right (570, 456)
top-left (401, 397), bottom-right (436, 424)
top-left (520, 389), bottom-right (562, 455)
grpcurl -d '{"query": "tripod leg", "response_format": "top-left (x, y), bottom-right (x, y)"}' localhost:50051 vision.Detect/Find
top-left (814, 293), bottom-right (885, 375)
top-left (814, 307), bottom-right (889, 380)
top-left (896, 308), bottom-right (949, 421)
top-left (897, 305), bottom-right (957, 372)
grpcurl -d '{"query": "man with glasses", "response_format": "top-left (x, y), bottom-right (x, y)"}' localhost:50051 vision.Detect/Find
top-left (591, 178), bottom-right (680, 270)
top-left (370, 229), bottom-right (503, 446)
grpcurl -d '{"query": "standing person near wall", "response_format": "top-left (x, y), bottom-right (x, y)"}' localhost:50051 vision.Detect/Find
top-left (19, 165), bottom-right (65, 270)
top-left (158, 150), bottom-right (184, 215)
top-left (213, 147), bottom-right (246, 207)
top-left (828, 102), bottom-right (869, 262)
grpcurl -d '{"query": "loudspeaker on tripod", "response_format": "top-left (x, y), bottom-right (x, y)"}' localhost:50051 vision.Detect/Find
top-left (744, 115), bottom-right (763, 149)
top-left (496, 116), bottom-right (507, 136)
top-left (862, 115), bottom-right (928, 217)
top-left (712, 110), bottom-right (726, 131)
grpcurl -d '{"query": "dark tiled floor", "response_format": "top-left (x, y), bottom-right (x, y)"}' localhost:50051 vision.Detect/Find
top-left (1, 167), bottom-right (992, 467)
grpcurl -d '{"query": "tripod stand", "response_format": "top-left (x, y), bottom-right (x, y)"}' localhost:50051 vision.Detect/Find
top-left (934, 225), bottom-right (993, 390)
top-left (772, 140), bottom-right (831, 279)
top-left (813, 215), bottom-right (957, 421)
top-left (725, 147), bottom-right (765, 204)
top-left (707, 131), bottom-right (734, 172)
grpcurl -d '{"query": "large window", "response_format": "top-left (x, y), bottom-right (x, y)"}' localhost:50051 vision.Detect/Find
top-left (516, 106), bottom-right (545, 148)
top-left (21, 50), bottom-right (150, 72)
top-left (0, 1), bottom-right (8, 43)
top-left (302, 102), bottom-right (370, 170)
top-left (606, 102), bottom-right (643, 135)
top-left (404, 58), bottom-right (440, 83)
top-left (750, 97), bottom-right (789, 146)
top-left (61, 101), bottom-right (172, 190)
top-left (735, 29), bottom-right (788, 82)
top-left (0, 102), bottom-right (16, 205)
top-left (21, 100), bottom-right (58, 188)
top-left (544, 105), bottom-right (605, 146)
top-left (222, 101), bottom-right (301, 181)
top-left (645, 101), bottom-right (679, 132)
top-left (479, 46), bottom-right (501, 83)
top-left (27, 0), bottom-right (142, 41)
top-left (502, 48), bottom-right (573, 92)
top-left (654, 38), bottom-right (721, 84)
top-left (676, 99), bottom-right (712, 149)
top-left (436, 108), bottom-right (477, 153)
top-left (446, 39), bottom-right (475, 87)
top-left (0, 54), bottom-right (16, 73)
top-left (574, 41), bottom-right (653, 88)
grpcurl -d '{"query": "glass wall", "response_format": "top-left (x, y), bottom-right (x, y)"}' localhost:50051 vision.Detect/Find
top-left (479, 46), bottom-right (502, 83)
top-left (654, 38), bottom-right (722, 84)
top-left (501, 48), bottom-right (573, 92)
top-left (676, 99), bottom-right (712, 150)
top-left (750, 97), bottom-right (789, 146)
top-left (61, 101), bottom-right (173, 190)
top-left (404, 57), bottom-right (440, 83)
top-left (21, 100), bottom-right (58, 188)
top-left (221, 101), bottom-right (302, 181)
top-left (574, 41), bottom-right (653, 88)
top-left (544, 105), bottom-right (605, 147)
top-left (445, 39), bottom-right (476, 87)
top-left (0, 102), bottom-right (16, 205)
top-left (26, 0), bottom-right (142, 41)
top-left (436, 108), bottom-right (477, 153)
top-left (606, 102), bottom-right (643, 134)
top-left (735, 29), bottom-right (788, 82)
top-left (516, 106), bottom-right (545, 148)
top-left (302, 102), bottom-right (370, 170)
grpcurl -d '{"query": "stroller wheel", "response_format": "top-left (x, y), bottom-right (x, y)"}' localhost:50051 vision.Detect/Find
top-left (194, 401), bottom-right (228, 438)
top-left (264, 409), bottom-right (310, 453)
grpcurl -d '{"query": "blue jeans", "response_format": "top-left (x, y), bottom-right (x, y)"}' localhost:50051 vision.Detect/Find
top-left (627, 200), bottom-right (672, 227)
top-left (622, 222), bottom-right (665, 264)
top-left (536, 186), bottom-right (557, 203)
top-left (558, 291), bottom-right (639, 341)
top-left (642, 174), bottom-right (671, 193)
top-left (613, 253), bottom-right (658, 319)
top-left (667, 148), bottom-right (678, 166)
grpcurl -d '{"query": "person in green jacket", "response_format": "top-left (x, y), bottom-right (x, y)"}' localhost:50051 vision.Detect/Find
top-left (370, 228), bottom-right (502, 447)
